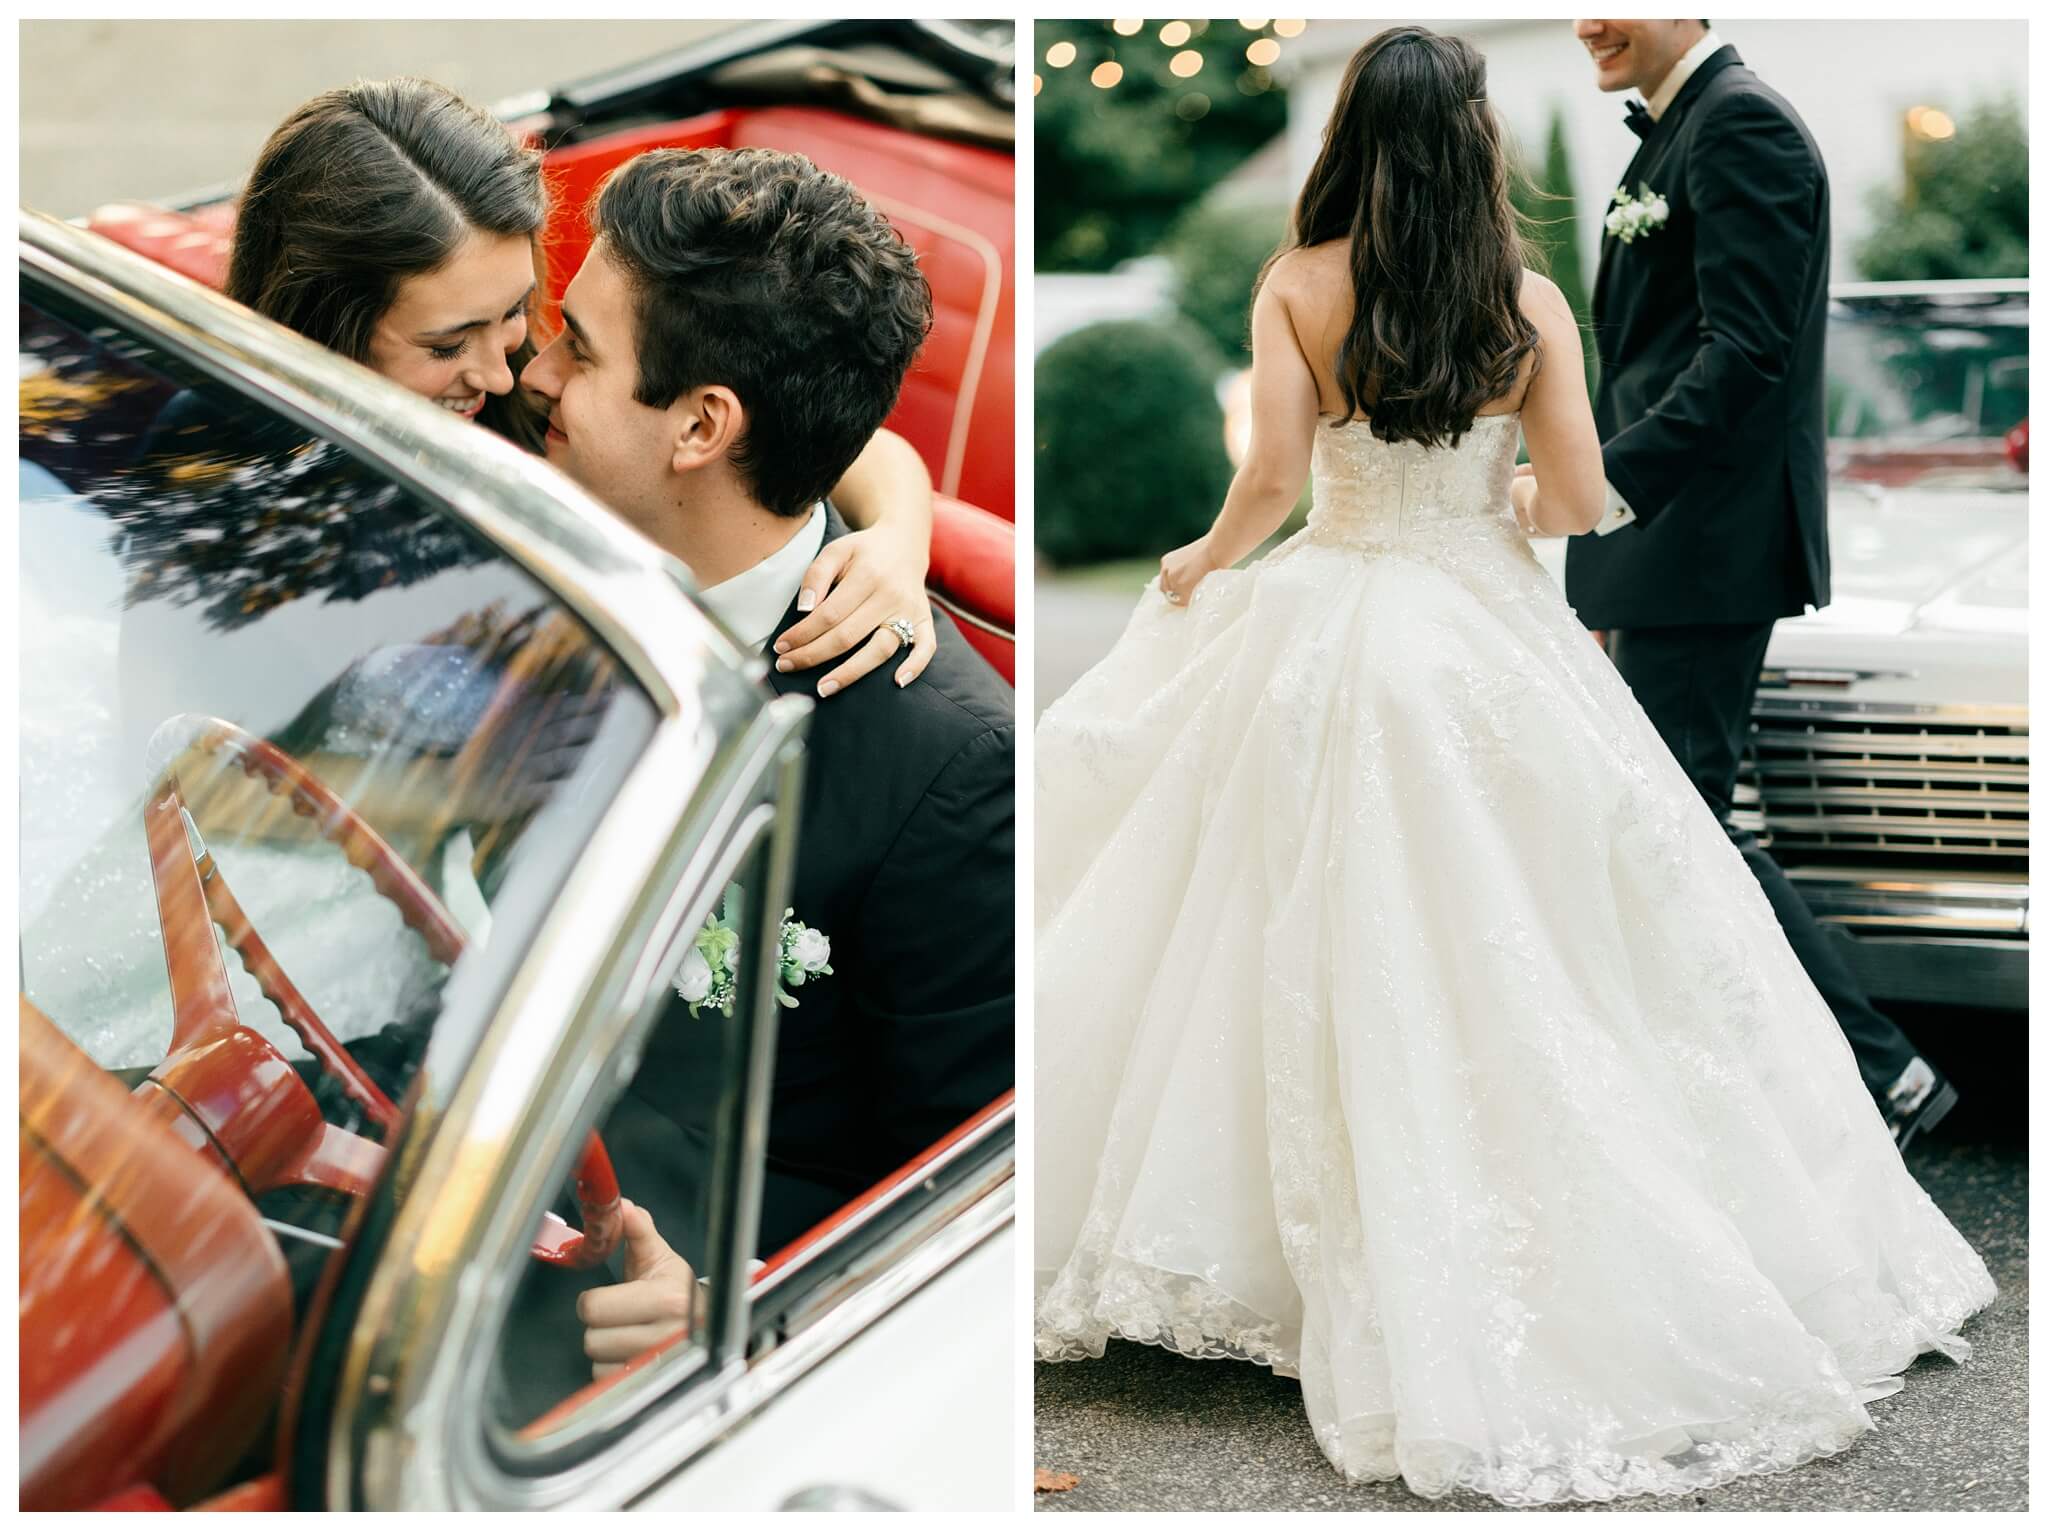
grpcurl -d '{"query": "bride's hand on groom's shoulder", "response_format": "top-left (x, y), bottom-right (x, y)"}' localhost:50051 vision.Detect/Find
top-left (1159, 537), bottom-right (1221, 609)
top-left (776, 524), bottom-right (937, 696)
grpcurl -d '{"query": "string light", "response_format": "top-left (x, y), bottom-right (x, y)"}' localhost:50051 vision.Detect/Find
top-left (1046, 40), bottom-right (1077, 67)
top-left (1111, 18), bottom-right (1143, 35)
top-left (1033, 73), bottom-right (1043, 95)
top-left (1176, 92), bottom-right (1212, 120)
top-left (1160, 20), bottom-right (1192, 46)
top-left (1246, 37), bottom-right (1281, 66)
top-left (1274, 19), bottom-right (1306, 37)
top-left (1091, 60), bottom-right (1125, 88)
top-left (1238, 18), bottom-right (1270, 29)
top-left (1906, 105), bottom-right (1956, 140)
top-left (1170, 49), bottom-right (1203, 78)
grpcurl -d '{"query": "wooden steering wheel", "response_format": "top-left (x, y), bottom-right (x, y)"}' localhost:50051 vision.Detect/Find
top-left (139, 716), bottom-right (621, 1269)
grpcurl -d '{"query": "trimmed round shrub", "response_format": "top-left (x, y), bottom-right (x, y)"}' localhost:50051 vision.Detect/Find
top-left (1035, 317), bottom-right (1235, 568)
top-left (1163, 200), bottom-right (1288, 362)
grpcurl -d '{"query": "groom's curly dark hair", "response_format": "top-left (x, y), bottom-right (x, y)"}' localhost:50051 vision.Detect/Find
top-left (590, 147), bottom-right (933, 517)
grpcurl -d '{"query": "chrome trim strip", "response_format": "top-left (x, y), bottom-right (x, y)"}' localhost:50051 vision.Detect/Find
top-left (749, 1096), bottom-right (1015, 1307)
top-left (927, 587), bottom-right (1015, 644)
top-left (748, 1157), bottom-right (1013, 1355)
top-left (1750, 698), bottom-right (2030, 732)
top-left (263, 1219), bottom-right (347, 1252)
top-left (1831, 278), bottom-right (2029, 299)
top-left (437, 1176), bottom-right (1012, 1510)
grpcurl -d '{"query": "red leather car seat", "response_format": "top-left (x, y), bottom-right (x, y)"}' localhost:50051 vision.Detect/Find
top-left (537, 106), bottom-right (1012, 524)
top-left (929, 495), bottom-right (1013, 684)
top-left (88, 201), bottom-right (235, 290)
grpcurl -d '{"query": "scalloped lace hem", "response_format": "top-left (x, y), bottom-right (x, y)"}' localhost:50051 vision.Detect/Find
top-left (1035, 1254), bottom-right (1993, 1507)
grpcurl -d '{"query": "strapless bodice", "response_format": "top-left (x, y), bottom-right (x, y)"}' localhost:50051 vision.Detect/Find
top-left (1305, 411), bottom-right (1522, 551)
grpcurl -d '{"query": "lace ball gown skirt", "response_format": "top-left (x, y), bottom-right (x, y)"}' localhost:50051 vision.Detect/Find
top-left (1032, 416), bottom-right (1995, 1507)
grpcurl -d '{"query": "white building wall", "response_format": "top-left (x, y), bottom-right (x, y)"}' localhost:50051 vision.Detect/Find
top-left (1281, 19), bottom-right (2028, 283)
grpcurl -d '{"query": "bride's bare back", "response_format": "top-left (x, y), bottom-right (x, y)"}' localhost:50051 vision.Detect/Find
top-left (1276, 238), bottom-right (1544, 424)
top-left (1157, 234), bottom-right (1608, 601)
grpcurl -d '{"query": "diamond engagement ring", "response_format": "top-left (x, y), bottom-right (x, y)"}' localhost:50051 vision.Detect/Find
top-left (884, 617), bottom-right (918, 649)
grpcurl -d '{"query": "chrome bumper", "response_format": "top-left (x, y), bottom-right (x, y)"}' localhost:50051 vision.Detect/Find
top-left (1785, 866), bottom-right (2029, 1010)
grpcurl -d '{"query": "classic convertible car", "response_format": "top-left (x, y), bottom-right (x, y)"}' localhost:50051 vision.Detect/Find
top-left (1536, 279), bottom-right (2028, 1013)
top-left (20, 18), bottom-right (1015, 1513)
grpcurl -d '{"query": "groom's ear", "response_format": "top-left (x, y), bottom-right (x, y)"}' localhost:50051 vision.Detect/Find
top-left (669, 385), bottom-right (745, 477)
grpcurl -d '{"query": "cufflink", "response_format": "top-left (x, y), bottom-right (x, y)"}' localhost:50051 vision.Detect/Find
top-left (1592, 502), bottom-right (1638, 537)
top-left (1592, 482), bottom-right (1638, 537)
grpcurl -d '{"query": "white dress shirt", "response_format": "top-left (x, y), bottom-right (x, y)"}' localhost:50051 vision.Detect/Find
top-left (1593, 29), bottom-right (1726, 537)
top-left (1645, 28), bottom-right (1725, 121)
top-left (696, 502), bottom-right (826, 651)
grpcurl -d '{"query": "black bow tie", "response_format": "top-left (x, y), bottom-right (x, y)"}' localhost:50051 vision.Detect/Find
top-left (1623, 98), bottom-right (1653, 139)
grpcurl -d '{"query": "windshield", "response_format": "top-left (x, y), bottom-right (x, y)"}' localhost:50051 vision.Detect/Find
top-left (19, 274), bottom-right (659, 1494)
top-left (1826, 293), bottom-right (2027, 487)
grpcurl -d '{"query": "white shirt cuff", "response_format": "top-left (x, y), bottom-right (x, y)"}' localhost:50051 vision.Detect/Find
top-left (1592, 480), bottom-right (1638, 536)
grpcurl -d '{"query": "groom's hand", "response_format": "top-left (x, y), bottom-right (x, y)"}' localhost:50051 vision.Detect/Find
top-left (575, 1197), bottom-right (697, 1378)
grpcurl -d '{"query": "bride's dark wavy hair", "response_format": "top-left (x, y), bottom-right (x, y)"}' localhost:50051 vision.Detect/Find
top-left (226, 77), bottom-right (551, 453)
top-left (1273, 26), bottom-right (1539, 448)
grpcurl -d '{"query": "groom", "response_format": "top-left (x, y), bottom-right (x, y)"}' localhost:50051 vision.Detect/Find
top-left (515, 145), bottom-right (1014, 1370)
top-left (1551, 19), bottom-right (1953, 1145)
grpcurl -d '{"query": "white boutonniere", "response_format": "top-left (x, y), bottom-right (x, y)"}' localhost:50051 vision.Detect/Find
top-left (673, 889), bottom-right (833, 1017)
top-left (1605, 183), bottom-right (1670, 244)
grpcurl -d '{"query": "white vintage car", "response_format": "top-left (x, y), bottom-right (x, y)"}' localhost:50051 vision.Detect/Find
top-left (1536, 279), bottom-right (2028, 1013)
top-left (19, 19), bottom-right (1016, 1511)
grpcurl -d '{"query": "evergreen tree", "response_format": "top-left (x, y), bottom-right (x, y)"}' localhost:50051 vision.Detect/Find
top-left (1858, 97), bottom-right (2028, 281)
top-left (1509, 106), bottom-right (1598, 398)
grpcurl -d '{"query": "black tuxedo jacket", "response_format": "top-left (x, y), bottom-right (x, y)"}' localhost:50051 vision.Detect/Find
top-left (1564, 45), bottom-right (1832, 630)
top-left (607, 503), bottom-right (1015, 1258)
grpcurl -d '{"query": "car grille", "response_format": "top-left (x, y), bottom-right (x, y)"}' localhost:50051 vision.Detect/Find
top-left (1733, 699), bottom-right (2029, 865)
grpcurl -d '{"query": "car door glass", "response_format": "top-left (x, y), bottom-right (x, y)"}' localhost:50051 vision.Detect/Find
top-left (487, 828), bottom-right (782, 1440)
top-left (19, 280), bottom-right (658, 1505)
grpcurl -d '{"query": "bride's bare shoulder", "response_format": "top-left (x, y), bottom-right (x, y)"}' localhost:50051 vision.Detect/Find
top-left (1264, 240), bottom-right (1351, 326)
top-left (1517, 265), bottom-right (1570, 321)
top-left (1268, 240), bottom-right (1347, 289)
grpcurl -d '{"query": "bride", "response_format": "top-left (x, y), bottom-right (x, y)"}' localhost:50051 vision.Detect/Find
top-left (1033, 25), bottom-right (1994, 1507)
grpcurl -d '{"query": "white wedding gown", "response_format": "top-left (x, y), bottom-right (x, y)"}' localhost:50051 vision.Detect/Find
top-left (1033, 410), bottom-right (1996, 1506)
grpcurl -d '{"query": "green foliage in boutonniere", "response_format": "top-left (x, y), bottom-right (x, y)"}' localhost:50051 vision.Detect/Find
top-left (674, 888), bottom-right (833, 1017)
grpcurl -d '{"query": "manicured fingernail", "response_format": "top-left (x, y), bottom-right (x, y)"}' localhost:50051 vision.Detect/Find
top-left (775, 658), bottom-right (792, 672)
top-left (773, 638), bottom-right (789, 653)
top-left (796, 590), bottom-right (817, 612)
top-left (896, 672), bottom-right (910, 687)
top-left (818, 679), bottom-right (838, 697)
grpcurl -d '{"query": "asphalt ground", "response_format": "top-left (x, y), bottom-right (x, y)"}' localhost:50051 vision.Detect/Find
top-left (1034, 1064), bottom-right (2028, 1513)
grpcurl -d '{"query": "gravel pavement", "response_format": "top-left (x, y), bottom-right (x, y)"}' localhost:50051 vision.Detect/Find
top-left (1034, 1131), bottom-right (2027, 1513)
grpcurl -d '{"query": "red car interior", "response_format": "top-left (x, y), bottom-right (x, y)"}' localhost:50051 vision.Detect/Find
top-left (21, 996), bottom-right (293, 1512)
top-left (87, 104), bottom-right (1014, 682)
